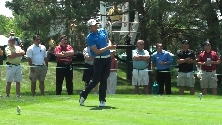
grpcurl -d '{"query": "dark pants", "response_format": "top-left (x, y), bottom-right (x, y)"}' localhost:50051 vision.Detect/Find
top-left (56, 62), bottom-right (73, 95)
top-left (156, 69), bottom-right (172, 94)
top-left (81, 57), bottom-right (111, 102)
top-left (82, 63), bottom-right (94, 86)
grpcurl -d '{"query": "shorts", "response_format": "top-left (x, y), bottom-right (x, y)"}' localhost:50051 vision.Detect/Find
top-left (132, 68), bottom-right (149, 86)
top-left (29, 65), bottom-right (47, 82)
top-left (177, 72), bottom-right (195, 87)
top-left (6, 65), bottom-right (22, 82)
top-left (200, 70), bottom-right (217, 88)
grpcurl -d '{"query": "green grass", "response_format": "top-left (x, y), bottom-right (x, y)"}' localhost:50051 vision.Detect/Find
top-left (1, 95), bottom-right (222, 125)
top-left (0, 60), bottom-right (222, 125)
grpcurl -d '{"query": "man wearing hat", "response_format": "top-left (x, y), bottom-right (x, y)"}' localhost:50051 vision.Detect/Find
top-left (9, 30), bottom-right (22, 47)
top-left (107, 49), bottom-right (118, 94)
top-left (79, 19), bottom-right (116, 106)
top-left (5, 36), bottom-right (25, 97)
top-left (197, 41), bottom-right (220, 95)
top-left (176, 40), bottom-right (195, 95)
top-left (107, 2), bottom-right (122, 22)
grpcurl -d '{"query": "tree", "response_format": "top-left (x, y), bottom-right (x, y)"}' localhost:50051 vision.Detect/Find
top-left (5, 0), bottom-right (100, 50)
top-left (0, 15), bottom-right (20, 37)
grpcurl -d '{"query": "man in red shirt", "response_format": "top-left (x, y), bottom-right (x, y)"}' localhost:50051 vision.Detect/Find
top-left (197, 41), bottom-right (220, 95)
top-left (54, 35), bottom-right (74, 95)
top-left (107, 50), bottom-right (118, 94)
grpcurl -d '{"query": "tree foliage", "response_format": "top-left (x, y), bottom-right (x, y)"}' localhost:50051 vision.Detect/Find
top-left (0, 15), bottom-right (20, 37)
top-left (5, 0), bottom-right (100, 49)
top-left (4, 0), bottom-right (222, 52)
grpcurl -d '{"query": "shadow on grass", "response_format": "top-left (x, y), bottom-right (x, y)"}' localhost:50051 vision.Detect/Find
top-left (85, 106), bottom-right (117, 110)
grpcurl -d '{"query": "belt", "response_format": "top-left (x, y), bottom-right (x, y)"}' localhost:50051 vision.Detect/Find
top-left (95, 55), bottom-right (110, 58)
top-left (57, 62), bottom-right (71, 65)
top-left (32, 64), bottom-right (44, 66)
top-left (85, 63), bottom-right (93, 66)
top-left (157, 68), bottom-right (170, 71)
top-left (6, 62), bottom-right (20, 66)
top-left (203, 70), bottom-right (215, 72)
top-left (133, 68), bottom-right (147, 70)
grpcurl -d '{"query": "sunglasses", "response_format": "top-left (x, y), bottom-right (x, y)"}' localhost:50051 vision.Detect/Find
top-left (63, 39), bottom-right (68, 40)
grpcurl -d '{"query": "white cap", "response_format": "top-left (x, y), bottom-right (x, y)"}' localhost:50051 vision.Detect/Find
top-left (110, 50), bottom-right (116, 52)
top-left (10, 30), bottom-right (15, 35)
top-left (87, 19), bottom-right (99, 27)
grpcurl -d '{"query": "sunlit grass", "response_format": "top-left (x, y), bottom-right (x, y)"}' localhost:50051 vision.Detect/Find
top-left (0, 60), bottom-right (222, 124)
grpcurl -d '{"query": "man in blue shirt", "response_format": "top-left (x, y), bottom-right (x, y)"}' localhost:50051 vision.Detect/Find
top-left (132, 40), bottom-right (150, 94)
top-left (79, 19), bottom-right (116, 107)
top-left (151, 43), bottom-right (172, 94)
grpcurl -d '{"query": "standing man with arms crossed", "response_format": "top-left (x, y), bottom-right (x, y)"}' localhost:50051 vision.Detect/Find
top-left (132, 40), bottom-right (150, 94)
top-left (26, 35), bottom-right (48, 96)
top-left (54, 35), bottom-right (74, 95)
top-left (197, 41), bottom-right (220, 95)
top-left (151, 43), bottom-right (172, 95)
top-left (5, 36), bottom-right (25, 97)
top-left (79, 19), bottom-right (116, 107)
top-left (177, 40), bottom-right (195, 95)
top-left (8, 30), bottom-right (22, 47)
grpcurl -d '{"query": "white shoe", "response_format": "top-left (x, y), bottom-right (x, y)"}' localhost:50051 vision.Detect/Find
top-left (79, 97), bottom-right (85, 106)
top-left (99, 101), bottom-right (106, 107)
top-left (17, 106), bottom-right (21, 114)
top-left (17, 95), bottom-right (21, 98)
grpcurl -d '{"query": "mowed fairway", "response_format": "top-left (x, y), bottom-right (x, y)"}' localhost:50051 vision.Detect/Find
top-left (0, 94), bottom-right (222, 125)
top-left (0, 61), bottom-right (222, 125)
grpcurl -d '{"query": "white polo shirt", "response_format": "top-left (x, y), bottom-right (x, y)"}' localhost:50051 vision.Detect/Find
top-left (26, 44), bottom-right (47, 65)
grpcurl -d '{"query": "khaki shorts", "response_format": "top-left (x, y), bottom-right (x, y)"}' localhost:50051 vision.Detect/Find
top-left (200, 70), bottom-right (217, 88)
top-left (29, 65), bottom-right (47, 82)
top-left (6, 65), bottom-right (22, 82)
top-left (177, 72), bottom-right (195, 87)
top-left (132, 68), bottom-right (149, 86)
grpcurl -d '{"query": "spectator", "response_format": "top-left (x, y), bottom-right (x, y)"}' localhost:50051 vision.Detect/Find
top-left (54, 35), bottom-right (74, 95)
top-left (197, 41), bottom-right (220, 95)
top-left (107, 2), bottom-right (122, 22)
top-left (107, 49), bottom-right (118, 94)
top-left (132, 40), bottom-right (150, 94)
top-left (0, 48), bottom-right (3, 80)
top-left (79, 19), bottom-right (116, 107)
top-left (151, 43), bottom-right (172, 95)
top-left (82, 46), bottom-right (98, 94)
top-left (5, 36), bottom-right (25, 97)
top-left (26, 35), bottom-right (48, 96)
top-left (177, 40), bottom-right (195, 95)
top-left (9, 30), bottom-right (22, 47)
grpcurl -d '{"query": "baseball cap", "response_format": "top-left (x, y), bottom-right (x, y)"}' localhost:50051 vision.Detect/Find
top-left (8, 36), bottom-right (15, 41)
top-left (87, 19), bottom-right (100, 27)
top-left (110, 49), bottom-right (116, 52)
top-left (203, 41), bottom-right (210, 46)
top-left (10, 30), bottom-right (15, 35)
top-left (181, 40), bottom-right (190, 44)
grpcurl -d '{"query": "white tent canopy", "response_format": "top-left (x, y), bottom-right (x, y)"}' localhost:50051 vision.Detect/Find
top-left (0, 35), bottom-right (8, 46)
